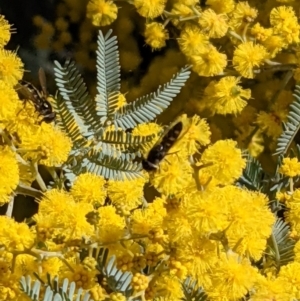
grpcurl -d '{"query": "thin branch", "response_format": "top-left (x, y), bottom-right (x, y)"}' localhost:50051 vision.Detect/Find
top-left (15, 184), bottom-right (44, 200)
top-left (5, 196), bottom-right (14, 217)
top-left (227, 30), bottom-right (244, 42)
top-left (33, 162), bottom-right (47, 192)
top-left (262, 63), bottom-right (297, 72)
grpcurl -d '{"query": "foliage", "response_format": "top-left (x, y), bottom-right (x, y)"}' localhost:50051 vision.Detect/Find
top-left (20, 275), bottom-right (94, 301)
top-left (275, 84), bottom-right (300, 157)
top-left (181, 277), bottom-right (208, 301)
top-left (236, 152), bottom-right (266, 192)
top-left (265, 219), bottom-right (295, 269)
top-left (2, 1), bottom-right (300, 301)
top-left (53, 29), bottom-right (191, 181)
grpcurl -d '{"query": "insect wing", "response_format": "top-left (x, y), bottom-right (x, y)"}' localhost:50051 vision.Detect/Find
top-left (16, 70), bottom-right (56, 124)
top-left (16, 81), bottom-right (39, 103)
top-left (38, 67), bottom-right (48, 97)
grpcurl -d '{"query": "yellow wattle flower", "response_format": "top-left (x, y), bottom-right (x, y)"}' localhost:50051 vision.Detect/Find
top-left (0, 80), bottom-right (19, 125)
top-left (200, 139), bottom-right (246, 185)
top-left (206, 252), bottom-right (259, 300)
top-left (0, 49), bottom-right (24, 86)
top-left (0, 15), bottom-right (12, 47)
top-left (233, 41), bottom-right (269, 78)
top-left (198, 9), bottom-right (229, 38)
top-left (0, 147), bottom-right (19, 204)
top-left (108, 177), bottom-right (146, 211)
top-left (191, 45), bottom-right (227, 77)
top-left (228, 1), bottom-right (258, 30)
top-left (0, 216), bottom-right (34, 251)
top-left (279, 157), bottom-right (300, 178)
top-left (133, 0), bottom-right (166, 18)
top-left (144, 22), bottom-right (169, 50)
top-left (204, 76), bottom-right (251, 115)
top-left (178, 24), bottom-right (210, 57)
top-left (86, 0), bottom-right (118, 27)
top-left (206, 0), bottom-right (235, 14)
top-left (96, 205), bottom-right (125, 244)
top-left (71, 173), bottom-right (107, 206)
top-left (19, 123), bottom-right (72, 166)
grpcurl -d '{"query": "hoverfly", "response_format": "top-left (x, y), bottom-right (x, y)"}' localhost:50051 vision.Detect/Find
top-left (17, 68), bottom-right (56, 123)
top-left (142, 121), bottom-right (183, 171)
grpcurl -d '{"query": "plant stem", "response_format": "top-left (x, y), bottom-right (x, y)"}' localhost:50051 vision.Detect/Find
top-left (15, 184), bottom-right (44, 200)
top-left (242, 23), bottom-right (250, 42)
top-left (33, 162), bottom-right (47, 192)
top-left (5, 196), bottom-right (14, 217)
top-left (263, 63), bottom-right (296, 71)
top-left (289, 177), bottom-right (294, 193)
top-left (228, 30), bottom-right (244, 42)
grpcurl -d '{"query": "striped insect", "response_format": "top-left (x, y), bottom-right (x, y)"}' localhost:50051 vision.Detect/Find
top-left (17, 68), bottom-right (56, 123)
top-left (142, 121), bottom-right (183, 171)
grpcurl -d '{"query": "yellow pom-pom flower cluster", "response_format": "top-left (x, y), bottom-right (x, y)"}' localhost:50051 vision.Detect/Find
top-left (144, 22), bottom-right (169, 50)
top-left (3, 0), bottom-right (300, 299)
top-left (71, 173), bottom-right (107, 207)
top-left (86, 0), bottom-right (118, 27)
top-left (131, 273), bottom-right (149, 292)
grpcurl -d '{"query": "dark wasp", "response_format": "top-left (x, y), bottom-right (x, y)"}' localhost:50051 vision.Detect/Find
top-left (17, 68), bottom-right (56, 123)
top-left (142, 121), bottom-right (183, 171)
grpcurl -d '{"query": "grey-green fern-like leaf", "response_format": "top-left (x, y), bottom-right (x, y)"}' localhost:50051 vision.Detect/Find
top-left (181, 277), bottom-right (208, 301)
top-left (52, 29), bottom-right (190, 180)
top-left (51, 93), bottom-right (87, 149)
top-left (111, 66), bottom-right (191, 130)
top-left (96, 129), bottom-right (155, 153)
top-left (96, 247), bottom-right (109, 268)
top-left (266, 218), bottom-right (295, 268)
top-left (53, 60), bottom-right (98, 133)
top-left (269, 155), bottom-right (299, 193)
top-left (105, 256), bottom-right (132, 294)
top-left (64, 149), bottom-right (141, 181)
top-left (97, 252), bottom-right (133, 296)
top-left (268, 173), bottom-right (290, 193)
top-left (20, 275), bottom-right (94, 301)
top-left (274, 84), bottom-right (300, 156)
top-left (96, 29), bottom-right (120, 122)
top-left (84, 151), bottom-right (141, 180)
top-left (236, 153), bottom-right (265, 191)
